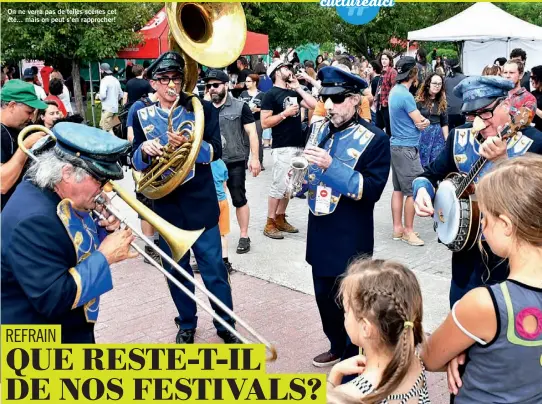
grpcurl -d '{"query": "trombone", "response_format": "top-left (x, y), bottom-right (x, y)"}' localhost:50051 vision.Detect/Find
top-left (17, 125), bottom-right (278, 362)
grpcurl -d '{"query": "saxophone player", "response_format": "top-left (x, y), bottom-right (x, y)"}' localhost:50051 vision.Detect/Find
top-left (304, 66), bottom-right (391, 368)
top-left (129, 51), bottom-right (241, 345)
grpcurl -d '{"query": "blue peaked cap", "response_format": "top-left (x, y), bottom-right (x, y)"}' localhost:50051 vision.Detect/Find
top-left (453, 75), bottom-right (514, 113)
top-left (44, 123), bottom-right (131, 181)
top-left (317, 66), bottom-right (368, 96)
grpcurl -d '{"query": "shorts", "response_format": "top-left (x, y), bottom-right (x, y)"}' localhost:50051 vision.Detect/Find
top-left (136, 191), bottom-right (154, 219)
top-left (390, 146), bottom-right (423, 197)
top-left (218, 199), bottom-right (230, 236)
top-left (100, 111), bottom-right (117, 131)
top-left (269, 146), bottom-right (303, 199)
top-left (226, 160), bottom-right (247, 208)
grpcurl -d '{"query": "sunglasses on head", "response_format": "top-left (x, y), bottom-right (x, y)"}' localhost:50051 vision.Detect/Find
top-left (205, 83), bottom-right (223, 89)
top-left (319, 93), bottom-right (352, 104)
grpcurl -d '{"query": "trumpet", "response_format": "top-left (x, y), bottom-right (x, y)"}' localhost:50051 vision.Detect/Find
top-left (284, 119), bottom-right (328, 199)
top-left (17, 124), bottom-right (278, 362)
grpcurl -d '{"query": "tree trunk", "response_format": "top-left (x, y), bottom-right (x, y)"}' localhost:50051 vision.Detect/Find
top-left (71, 59), bottom-right (86, 121)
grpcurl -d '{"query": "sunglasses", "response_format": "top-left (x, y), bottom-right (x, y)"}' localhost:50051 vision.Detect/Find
top-left (319, 93), bottom-right (352, 104)
top-left (156, 77), bottom-right (182, 85)
top-left (205, 83), bottom-right (223, 89)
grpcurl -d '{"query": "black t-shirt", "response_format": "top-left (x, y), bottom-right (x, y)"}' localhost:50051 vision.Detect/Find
top-left (1, 124), bottom-right (22, 211)
top-left (261, 86), bottom-right (304, 149)
top-left (240, 103), bottom-right (256, 125)
top-left (239, 90), bottom-right (265, 121)
top-left (232, 68), bottom-right (253, 99)
top-left (126, 78), bottom-right (154, 105)
top-left (371, 76), bottom-right (379, 97)
top-left (532, 89), bottom-right (542, 131)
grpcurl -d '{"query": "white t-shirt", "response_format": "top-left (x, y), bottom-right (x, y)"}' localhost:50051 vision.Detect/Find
top-left (33, 84), bottom-right (46, 100)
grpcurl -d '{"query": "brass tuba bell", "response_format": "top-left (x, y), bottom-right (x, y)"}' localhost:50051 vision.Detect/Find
top-left (133, 3), bottom-right (247, 200)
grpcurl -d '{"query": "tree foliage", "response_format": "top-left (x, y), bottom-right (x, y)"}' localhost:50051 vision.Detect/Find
top-left (243, 2), bottom-right (542, 59)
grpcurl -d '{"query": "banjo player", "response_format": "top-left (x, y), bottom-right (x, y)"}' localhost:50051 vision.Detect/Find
top-left (413, 75), bottom-right (542, 307)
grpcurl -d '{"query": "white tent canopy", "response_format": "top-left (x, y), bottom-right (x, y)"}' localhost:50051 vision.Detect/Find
top-left (408, 3), bottom-right (542, 75)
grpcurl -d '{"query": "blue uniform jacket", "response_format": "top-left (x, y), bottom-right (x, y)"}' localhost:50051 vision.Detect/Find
top-left (412, 124), bottom-right (542, 287)
top-left (130, 96), bottom-right (222, 231)
top-left (1, 181), bottom-right (113, 343)
top-left (306, 119), bottom-right (391, 278)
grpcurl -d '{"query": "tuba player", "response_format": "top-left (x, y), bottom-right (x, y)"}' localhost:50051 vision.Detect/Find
top-left (129, 51), bottom-right (241, 344)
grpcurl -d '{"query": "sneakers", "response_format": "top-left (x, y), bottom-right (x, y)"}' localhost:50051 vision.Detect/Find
top-left (275, 214), bottom-right (299, 233)
top-left (312, 351), bottom-right (340, 368)
top-left (263, 218), bottom-right (284, 239)
top-left (217, 330), bottom-right (242, 344)
top-left (236, 237), bottom-right (251, 254)
top-left (224, 259), bottom-right (235, 274)
top-left (402, 231), bottom-right (424, 246)
top-left (144, 245), bottom-right (162, 266)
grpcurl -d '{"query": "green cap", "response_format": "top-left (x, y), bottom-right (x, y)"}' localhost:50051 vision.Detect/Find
top-left (0, 79), bottom-right (48, 110)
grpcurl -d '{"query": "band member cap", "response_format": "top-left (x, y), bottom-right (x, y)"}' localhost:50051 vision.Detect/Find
top-left (453, 75), bottom-right (514, 113)
top-left (317, 66), bottom-right (368, 96)
top-left (395, 56), bottom-right (417, 82)
top-left (48, 122), bottom-right (131, 181)
top-left (146, 51), bottom-right (185, 80)
top-left (202, 69), bottom-right (230, 84)
top-left (0, 79), bottom-right (47, 110)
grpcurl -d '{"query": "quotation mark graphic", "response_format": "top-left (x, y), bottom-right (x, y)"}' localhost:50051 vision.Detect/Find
top-left (336, 5), bottom-right (380, 25)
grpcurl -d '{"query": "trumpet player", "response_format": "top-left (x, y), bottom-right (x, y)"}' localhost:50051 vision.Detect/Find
top-left (1, 123), bottom-right (137, 343)
top-left (129, 52), bottom-right (241, 345)
top-left (304, 66), bottom-right (391, 368)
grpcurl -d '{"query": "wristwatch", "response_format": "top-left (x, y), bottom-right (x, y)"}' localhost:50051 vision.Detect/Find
top-left (280, 112), bottom-right (286, 120)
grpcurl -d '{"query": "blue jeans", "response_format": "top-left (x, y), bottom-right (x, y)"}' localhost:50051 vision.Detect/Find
top-left (159, 225), bottom-right (234, 332)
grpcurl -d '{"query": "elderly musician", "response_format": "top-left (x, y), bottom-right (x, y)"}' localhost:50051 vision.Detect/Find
top-left (413, 75), bottom-right (542, 307)
top-left (129, 51), bottom-right (240, 345)
top-left (1, 123), bottom-right (136, 343)
top-left (303, 66), bottom-right (391, 368)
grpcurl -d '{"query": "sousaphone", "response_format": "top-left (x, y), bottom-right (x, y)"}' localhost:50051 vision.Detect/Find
top-left (134, 3), bottom-right (247, 199)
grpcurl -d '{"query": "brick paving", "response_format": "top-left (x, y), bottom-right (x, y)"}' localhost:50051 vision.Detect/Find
top-left (96, 149), bottom-right (453, 402)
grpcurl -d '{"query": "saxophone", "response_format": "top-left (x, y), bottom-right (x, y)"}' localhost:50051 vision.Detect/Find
top-left (284, 117), bottom-right (328, 199)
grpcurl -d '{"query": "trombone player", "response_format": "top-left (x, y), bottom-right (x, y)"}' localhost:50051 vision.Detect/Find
top-left (129, 51), bottom-right (241, 344)
top-left (1, 123), bottom-right (137, 343)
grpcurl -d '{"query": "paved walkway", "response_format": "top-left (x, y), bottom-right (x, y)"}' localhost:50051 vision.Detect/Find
top-left (96, 149), bottom-right (452, 402)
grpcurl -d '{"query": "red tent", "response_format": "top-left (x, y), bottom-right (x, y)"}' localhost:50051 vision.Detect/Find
top-left (117, 7), bottom-right (269, 60)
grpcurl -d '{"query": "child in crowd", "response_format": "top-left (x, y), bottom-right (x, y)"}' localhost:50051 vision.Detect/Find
top-left (327, 259), bottom-right (430, 403)
top-left (211, 158), bottom-right (234, 274)
top-left (421, 154), bottom-right (542, 403)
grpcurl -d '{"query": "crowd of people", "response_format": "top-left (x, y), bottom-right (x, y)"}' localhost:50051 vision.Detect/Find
top-left (1, 43), bottom-right (541, 404)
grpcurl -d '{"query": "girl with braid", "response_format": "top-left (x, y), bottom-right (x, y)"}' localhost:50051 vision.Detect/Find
top-left (327, 259), bottom-right (430, 403)
top-left (421, 155), bottom-right (542, 403)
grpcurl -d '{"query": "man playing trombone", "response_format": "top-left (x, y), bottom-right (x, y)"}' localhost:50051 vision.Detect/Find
top-left (129, 51), bottom-right (241, 344)
top-left (1, 123), bottom-right (137, 343)
top-left (303, 66), bottom-right (391, 368)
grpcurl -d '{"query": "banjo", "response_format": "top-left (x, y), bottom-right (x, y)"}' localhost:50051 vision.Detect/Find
top-left (432, 108), bottom-right (532, 252)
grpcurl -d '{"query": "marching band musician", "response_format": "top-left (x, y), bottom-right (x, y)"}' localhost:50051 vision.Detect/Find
top-left (1, 123), bottom-right (137, 343)
top-left (304, 66), bottom-right (391, 368)
top-left (413, 75), bottom-right (542, 307)
top-left (129, 51), bottom-right (241, 344)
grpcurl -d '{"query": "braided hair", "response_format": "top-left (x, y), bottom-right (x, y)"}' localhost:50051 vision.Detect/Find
top-left (338, 259), bottom-right (425, 404)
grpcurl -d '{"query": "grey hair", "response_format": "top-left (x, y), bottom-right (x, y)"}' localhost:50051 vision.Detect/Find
top-left (25, 150), bottom-right (90, 190)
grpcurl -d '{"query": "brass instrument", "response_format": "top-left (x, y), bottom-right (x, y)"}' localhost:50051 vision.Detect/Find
top-left (17, 125), bottom-right (278, 361)
top-left (134, 3), bottom-right (247, 200)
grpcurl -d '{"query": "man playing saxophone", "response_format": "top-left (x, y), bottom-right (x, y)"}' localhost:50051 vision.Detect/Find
top-left (1, 123), bottom-right (137, 343)
top-left (304, 66), bottom-right (391, 368)
top-left (129, 51), bottom-right (241, 344)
